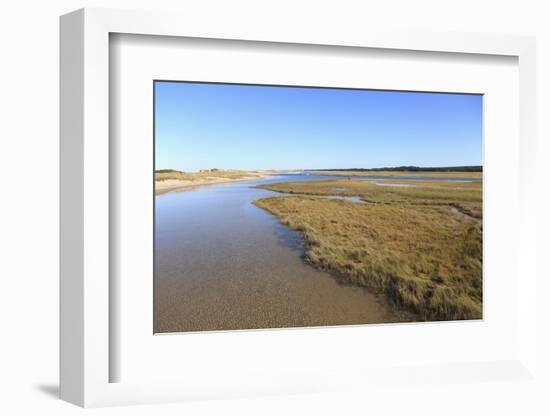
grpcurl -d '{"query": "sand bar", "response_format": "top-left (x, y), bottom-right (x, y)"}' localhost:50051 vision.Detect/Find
top-left (155, 175), bottom-right (266, 195)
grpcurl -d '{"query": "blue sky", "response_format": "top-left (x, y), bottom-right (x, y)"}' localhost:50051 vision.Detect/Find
top-left (155, 81), bottom-right (482, 171)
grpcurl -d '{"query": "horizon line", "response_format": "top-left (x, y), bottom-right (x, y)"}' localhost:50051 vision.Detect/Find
top-left (155, 164), bottom-right (483, 173)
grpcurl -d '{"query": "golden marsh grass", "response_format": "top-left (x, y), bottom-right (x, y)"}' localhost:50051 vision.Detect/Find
top-left (258, 178), bottom-right (482, 219)
top-left (254, 178), bottom-right (482, 321)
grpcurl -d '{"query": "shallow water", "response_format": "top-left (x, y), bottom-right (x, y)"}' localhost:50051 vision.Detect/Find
top-left (154, 174), bottom-right (407, 333)
top-left (373, 182), bottom-right (418, 188)
top-left (318, 195), bottom-right (367, 203)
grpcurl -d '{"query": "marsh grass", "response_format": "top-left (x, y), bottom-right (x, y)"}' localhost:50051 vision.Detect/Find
top-left (257, 178), bottom-right (482, 220)
top-left (254, 179), bottom-right (482, 321)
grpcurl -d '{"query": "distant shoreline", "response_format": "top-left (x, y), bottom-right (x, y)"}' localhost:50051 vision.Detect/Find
top-left (307, 165), bottom-right (482, 173)
top-left (308, 170), bottom-right (482, 179)
top-left (155, 169), bottom-right (482, 195)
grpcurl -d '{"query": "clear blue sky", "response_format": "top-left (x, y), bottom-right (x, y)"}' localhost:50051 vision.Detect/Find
top-left (155, 81), bottom-right (483, 171)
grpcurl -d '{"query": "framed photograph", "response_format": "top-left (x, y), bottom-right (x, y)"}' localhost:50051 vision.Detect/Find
top-left (153, 80), bottom-right (484, 333)
top-left (60, 8), bottom-right (538, 407)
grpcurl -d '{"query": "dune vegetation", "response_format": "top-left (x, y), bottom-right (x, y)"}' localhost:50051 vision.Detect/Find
top-left (155, 169), bottom-right (264, 194)
top-left (155, 168), bottom-right (262, 182)
top-left (253, 178), bottom-right (482, 321)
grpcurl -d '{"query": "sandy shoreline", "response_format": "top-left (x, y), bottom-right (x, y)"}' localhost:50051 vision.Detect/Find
top-left (155, 175), bottom-right (267, 195)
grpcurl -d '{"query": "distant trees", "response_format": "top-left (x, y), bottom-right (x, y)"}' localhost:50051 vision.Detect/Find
top-left (155, 168), bottom-right (222, 174)
top-left (309, 165), bottom-right (482, 173)
top-left (155, 169), bottom-right (181, 173)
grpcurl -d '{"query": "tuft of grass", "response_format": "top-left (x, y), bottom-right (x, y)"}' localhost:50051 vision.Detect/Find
top-left (253, 178), bottom-right (482, 321)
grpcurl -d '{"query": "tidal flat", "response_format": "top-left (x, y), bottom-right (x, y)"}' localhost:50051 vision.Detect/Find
top-left (254, 178), bottom-right (483, 321)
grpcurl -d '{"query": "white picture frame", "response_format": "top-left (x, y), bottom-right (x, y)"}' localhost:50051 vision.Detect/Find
top-left (60, 7), bottom-right (538, 408)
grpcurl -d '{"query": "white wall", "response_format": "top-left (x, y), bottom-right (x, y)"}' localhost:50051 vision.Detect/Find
top-left (1, 1), bottom-right (548, 415)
